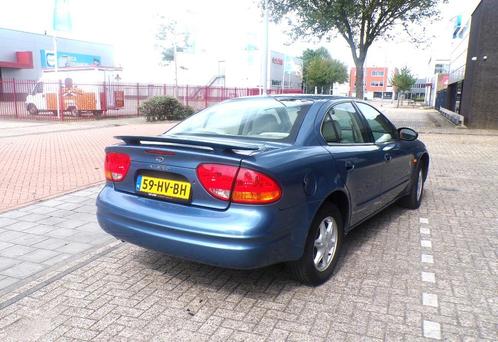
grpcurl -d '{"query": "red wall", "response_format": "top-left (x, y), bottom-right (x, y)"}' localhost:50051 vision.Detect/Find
top-left (349, 67), bottom-right (388, 96)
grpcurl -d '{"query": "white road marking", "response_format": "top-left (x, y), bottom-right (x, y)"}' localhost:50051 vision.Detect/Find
top-left (423, 320), bottom-right (441, 339)
top-left (423, 293), bottom-right (439, 307)
top-left (422, 271), bottom-right (436, 283)
top-left (420, 227), bottom-right (431, 235)
top-left (421, 254), bottom-right (434, 263)
top-left (421, 240), bottom-right (432, 248)
top-left (420, 218), bottom-right (429, 224)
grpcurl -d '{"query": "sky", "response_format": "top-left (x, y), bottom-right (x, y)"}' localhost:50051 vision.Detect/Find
top-left (0, 0), bottom-right (482, 83)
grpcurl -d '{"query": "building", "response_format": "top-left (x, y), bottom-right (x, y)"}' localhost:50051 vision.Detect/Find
top-left (0, 27), bottom-right (115, 82)
top-left (446, 10), bottom-right (472, 114)
top-left (223, 49), bottom-right (302, 90)
top-left (424, 58), bottom-right (450, 107)
top-left (349, 67), bottom-right (395, 99)
top-left (459, 0), bottom-right (498, 128)
top-left (406, 79), bottom-right (427, 101)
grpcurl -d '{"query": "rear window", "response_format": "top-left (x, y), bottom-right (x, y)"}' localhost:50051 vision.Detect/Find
top-left (166, 98), bottom-right (312, 141)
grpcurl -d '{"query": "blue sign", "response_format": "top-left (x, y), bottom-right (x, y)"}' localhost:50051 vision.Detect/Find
top-left (53, 0), bottom-right (72, 32)
top-left (40, 49), bottom-right (101, 68)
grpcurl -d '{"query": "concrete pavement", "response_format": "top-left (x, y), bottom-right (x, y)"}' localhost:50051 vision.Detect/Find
top-left (0, 118), bottom-right (172, 212)
top-left (0, 108), bottom-right (496, 341)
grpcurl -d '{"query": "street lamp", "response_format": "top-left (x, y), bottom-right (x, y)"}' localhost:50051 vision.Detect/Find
top-left (262, 0), bottom-right (269, 95)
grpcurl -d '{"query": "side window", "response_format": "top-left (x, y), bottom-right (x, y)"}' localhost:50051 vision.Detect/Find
top-left (33, 82), bottom-right (43, 95)
top-left (321, 102), bottom-right (365, 144)
top-left (356, 102), bottom-right (396, 143)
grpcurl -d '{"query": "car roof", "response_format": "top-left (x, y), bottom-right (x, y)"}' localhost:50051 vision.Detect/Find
top-left (230, 94), bottom-right (355, 103)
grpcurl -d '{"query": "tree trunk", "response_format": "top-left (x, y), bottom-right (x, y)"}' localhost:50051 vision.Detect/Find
top-left (396, 92), bottom-right (400, 108)
top-left (354, 59), bottom-right (365, 99)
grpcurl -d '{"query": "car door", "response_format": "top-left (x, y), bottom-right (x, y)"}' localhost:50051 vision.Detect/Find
top-left (354, 102), bottom-right (413, 205)
top-left (321, 101), bottom-right (387, 226)
top-left (30, 82), bottom-right (46, 110)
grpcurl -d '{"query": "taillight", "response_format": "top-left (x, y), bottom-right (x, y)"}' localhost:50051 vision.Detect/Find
top-left (196, 163), bottom-right (238, 201)
top-left (197, 163), bottom-right (281, 204)
top-left (232, 168), bottom-right (281, 204)
top-left (105, 152), bottom-right (130, 182)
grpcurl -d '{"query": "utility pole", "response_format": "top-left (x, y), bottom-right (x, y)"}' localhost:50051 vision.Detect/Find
top-left (262, 0), bottom-right (269, 95)
top-left (173, 38), bottom-right (178, 98)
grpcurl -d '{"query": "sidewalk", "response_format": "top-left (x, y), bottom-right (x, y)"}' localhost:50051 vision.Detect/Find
top-left (0, 186), bottom-right (112, 293)
top-left (0, 119), bottom-right (173, 212)
top-left (0, 117), bottom-right (149, 138)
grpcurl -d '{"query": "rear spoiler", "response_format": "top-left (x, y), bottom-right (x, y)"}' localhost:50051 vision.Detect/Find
top-left (114, 135), bottom-right (264, 153)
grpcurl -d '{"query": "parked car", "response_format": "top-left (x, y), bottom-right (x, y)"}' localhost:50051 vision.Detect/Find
top-left (96, 95), bottom-right (429, 285)
top-left (25, 66), bottom-right (124, 117)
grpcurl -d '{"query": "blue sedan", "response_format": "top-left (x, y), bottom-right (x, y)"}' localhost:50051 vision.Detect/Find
top-left (97, 95), bottom-right (429, 285)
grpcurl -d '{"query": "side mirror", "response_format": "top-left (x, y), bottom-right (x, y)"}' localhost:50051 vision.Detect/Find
top-left (398, 127), bottom-right (418, 141)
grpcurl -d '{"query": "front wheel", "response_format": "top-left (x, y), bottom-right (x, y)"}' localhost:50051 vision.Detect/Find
top-left (399, 166), bottom-right (424, 209)
top-left (69, 107), bottom-right (80, 117)
top-left (27, 104), bottom-right (38, 115)
top-left (287, 203), bottom-right (343, 286)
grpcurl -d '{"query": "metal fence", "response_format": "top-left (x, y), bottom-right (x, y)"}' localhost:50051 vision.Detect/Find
top-left (0, 79), bottom-right (303, 121)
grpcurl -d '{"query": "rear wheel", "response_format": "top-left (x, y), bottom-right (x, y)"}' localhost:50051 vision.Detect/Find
top-left (27, 104), bottom-right (38, 115)
top-left (93, 110), bottom-right (103, 117)
top-left (399, 164), bottom-right (424, 209)
top-left (287, 203), bottom-right (343, 286)
top-left (69, 106), bottom-right (80, 117)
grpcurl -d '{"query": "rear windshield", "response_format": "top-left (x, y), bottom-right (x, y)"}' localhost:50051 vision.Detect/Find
top-left (166, 98), bottom-right (313, 141)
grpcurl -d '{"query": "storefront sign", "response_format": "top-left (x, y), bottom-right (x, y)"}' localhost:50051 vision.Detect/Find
top-left (40, 49), bottom-right (101, 68)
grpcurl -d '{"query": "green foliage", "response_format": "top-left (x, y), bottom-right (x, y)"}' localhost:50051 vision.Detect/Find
top-left (391, 67), bottom-right (417, 93)
top-left (302, 47), bottom-right (331, 78)
top-left (156, 18), bottom-right (193, 65)
top-left (303, 49), bottom-right (348, 93)
top-left (139, 96), bottom-right (194, 122)
top-left (265, 0), bottom-right (446, 98)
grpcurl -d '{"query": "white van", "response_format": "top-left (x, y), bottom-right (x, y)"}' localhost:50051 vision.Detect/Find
top-left (25, 67), bottom-right (125, 117)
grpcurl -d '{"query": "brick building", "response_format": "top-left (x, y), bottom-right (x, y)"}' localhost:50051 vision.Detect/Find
top-left (459, 0), bottom-right (498, 128)
top-left (349, 67), bottom-right (395, 100)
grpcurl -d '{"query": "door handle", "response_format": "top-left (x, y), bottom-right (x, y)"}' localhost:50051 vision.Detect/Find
top-left (384, 153), bottom-right (392, 162)
top-left (345, 161), bottom-right (355, 171)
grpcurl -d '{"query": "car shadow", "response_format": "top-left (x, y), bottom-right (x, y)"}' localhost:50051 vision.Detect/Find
top-left (131, 203), bottom-right (408, 299)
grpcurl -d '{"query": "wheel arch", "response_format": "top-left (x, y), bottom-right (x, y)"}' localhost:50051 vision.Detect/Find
top-left (318, 189), bottom-right (351, 231)
top-left (419, 153), bottom-right (429, 181)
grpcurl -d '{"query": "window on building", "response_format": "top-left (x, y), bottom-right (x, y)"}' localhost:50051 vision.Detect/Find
top-left (434, 64), bottom-right (449, 74)
top-left (370, 81), bottom-right (384, 87)
top-left (371, 70), bottom-right (385, 76)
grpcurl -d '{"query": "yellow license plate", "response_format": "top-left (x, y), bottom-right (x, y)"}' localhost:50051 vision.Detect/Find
top-left (136, 175), bottom-right (191, 200)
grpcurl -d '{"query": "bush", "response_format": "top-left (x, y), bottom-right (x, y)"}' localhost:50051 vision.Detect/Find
top-left (139, 96), bottom-right (194, 121)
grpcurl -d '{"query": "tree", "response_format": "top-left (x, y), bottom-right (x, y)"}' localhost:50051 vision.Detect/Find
top-left (302, 47), bottom-right (331, 84)
top-left (265, 0), bottom-right (445, 99)
top-left (391, 67), bottom-right (416, 107)
top-left (156, 18), bottom-right (192, 95)
top-left (303, 50), bottom-right (348, 93)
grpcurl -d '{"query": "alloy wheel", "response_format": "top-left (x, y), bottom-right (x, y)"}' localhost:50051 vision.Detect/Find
top-left (313, 216), bottom-right (338, 272)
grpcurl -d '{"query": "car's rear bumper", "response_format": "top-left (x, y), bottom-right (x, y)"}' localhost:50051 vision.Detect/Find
top-left (96, 185), bottom-right (307, 269)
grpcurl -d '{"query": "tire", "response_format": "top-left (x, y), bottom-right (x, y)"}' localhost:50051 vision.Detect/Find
top-left (27, 104), bottom-right (38, 115)
top-left (399, 164), bottom-right (425, 209)
top-left (69, 107), bottom-right (80, 117)
top-left (287, 203), bottom-right (343, 286)
top-left (93, 110), bottom-right (103, 118)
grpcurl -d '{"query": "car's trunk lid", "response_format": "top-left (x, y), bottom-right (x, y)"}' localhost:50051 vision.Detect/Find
top-left (108, 134), bottom-right (271, 210)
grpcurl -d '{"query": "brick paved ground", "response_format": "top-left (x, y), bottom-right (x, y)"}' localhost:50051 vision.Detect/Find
top-left (0, 109), bottom-right (497, 341)
top-left (0, 119), bottom-right (171, 212)
top-left (0, 186), bottom-right (111, 292)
